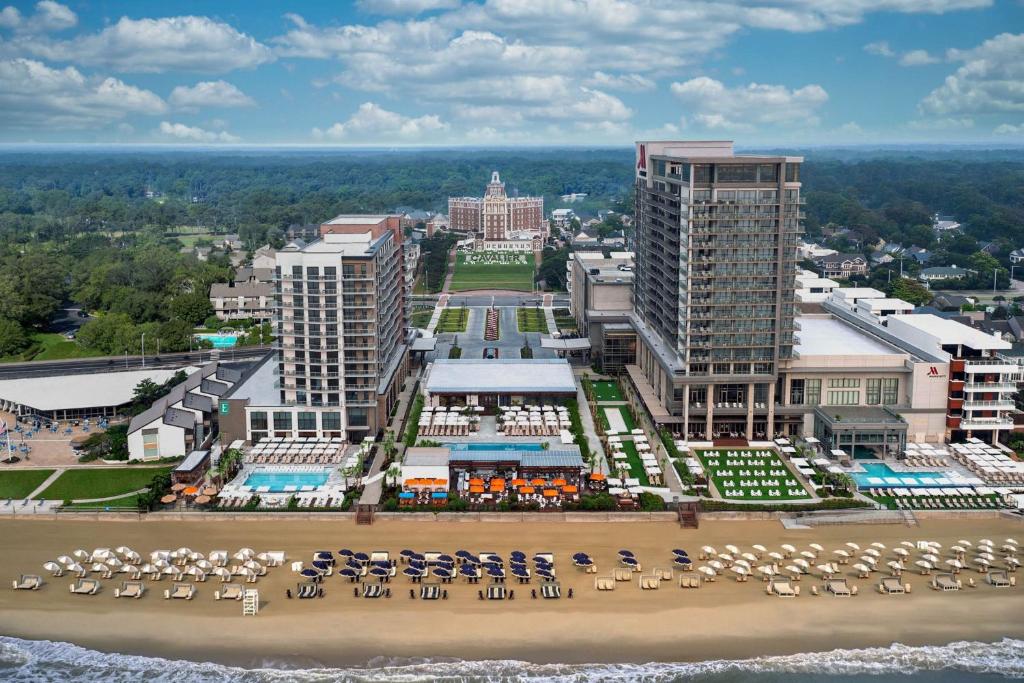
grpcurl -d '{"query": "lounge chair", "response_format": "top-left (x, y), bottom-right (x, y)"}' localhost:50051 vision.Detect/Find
top-left (297, 582), bottom-right (323, 599)
top-left (163, 582), bottom-right (195, 600)
top-left (420, 583), bottom-right (442, 600)
top-left (612, 567), bottom-right (632, 582)
top-left (487, 585), bottom-right (507, 600)
top-left (114, 581), bottom-right (144, 599)
top-left (826, 579), bottom-right (852, 596)
top-left (214, 583), bottom-right (243, 600)
top-left (678, 576), bottom-right (701, 589)
top-left (930, 573), bottom-right (960, 591)
top-left (878, 578), bottom-right (905, 594)
top-left (540, 582), bottom-right (561, 599)
top-left (986, 570), bottom-right (1012, 588)
top-left (70, 578), bottom-right (100, 595)
top-left (362, 583), bottom-right (384, 598)
top-left (594, 576), bottom-right (615, 591)
top-left (653, 567), bottom-right (673, 581)
top-left (639, 575), bottom-right (660, 590)
top-left (768, 579), bottom-right (797, 597)
top-left (12, 574), bottom-right (42, 591)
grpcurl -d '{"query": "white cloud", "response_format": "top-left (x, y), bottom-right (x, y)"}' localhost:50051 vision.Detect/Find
top-left (670, 77), bottom-right (828, 130)
top-left (169, 80), bottom-right (255, 110)
top-left (15, 15), bottom-right (274, 73)
top-left (357, 0), bottom-right (461, 14)
top-left (907, 116), bottom-right (975, 129)
top-left (0, 58), bottom-right (166, 129)
top-left (994, 122), bottom-right (1023, 135)
top-left (898, 49), bottom-right (939, 65)
top-left (0, 1), bottom-right (76, 32)
top-left (583, 71), bottom-right (655, 92)
top-left (864, 41), bottom-right (895, 57)
top-left (158, 121), bottom-right (240, 143)
top-left (312, 102), bottom-right (449, 141)
top-left (920, 33), bottom-right (1024, 115)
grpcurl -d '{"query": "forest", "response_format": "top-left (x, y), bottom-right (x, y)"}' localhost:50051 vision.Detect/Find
top-left (0, 147), bottom-right (1020, 357)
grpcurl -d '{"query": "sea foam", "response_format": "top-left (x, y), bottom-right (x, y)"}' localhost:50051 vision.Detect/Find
top-left (0, 635), bottom-right (1022, 682)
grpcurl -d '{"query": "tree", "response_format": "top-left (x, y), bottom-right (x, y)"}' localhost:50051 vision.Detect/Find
top-left (132, 378), bottom-right (162, 405)
top-left (887, 278), bottom-right (931, 306)
top-left (169, 291), bottom-right (213, 326)
top-left (0, 318), bottom-right (28, 356)
top-left (537, 246), bottom-right (570, 290)
top-left (969, 250), bottom-right (1000, 275)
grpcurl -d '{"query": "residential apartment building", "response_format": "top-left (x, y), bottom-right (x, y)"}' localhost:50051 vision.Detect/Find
top-left (567, 251), bottom-right (637, 373)
top-left (448, 171), bottom-right (545, 241)
top-left (274, 215), bottom-right (410, 441)
top-left (209, 281), bottom-right (274, 322)
top-left (812, 252), bottom-right (868, 279)
top-left (628, 140), bottom-right (803, 440)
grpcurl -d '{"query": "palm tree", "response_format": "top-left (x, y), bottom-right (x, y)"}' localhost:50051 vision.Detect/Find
top-left (385, 464), bottom-right (401, 488)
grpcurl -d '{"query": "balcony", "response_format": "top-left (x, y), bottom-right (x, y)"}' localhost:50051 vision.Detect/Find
top-left (963, 399), bottom-right (1016, 410)
top-left (958, 416), bottom-right (1015, 430)
top-left (963, 382), bottom-right (1019, 392)
top-left (964, 358), bottom-right (1022, 375)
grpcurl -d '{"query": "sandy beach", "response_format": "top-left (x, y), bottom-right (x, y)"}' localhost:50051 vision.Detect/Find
top-left (2, 516), bottom-right (1023, 668)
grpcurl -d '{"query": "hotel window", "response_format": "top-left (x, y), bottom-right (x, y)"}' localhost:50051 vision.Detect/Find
top-left (249, 411), bottom-right (268, 431)
top-left (805, 379), bottom-right (821, 406)
top-left (790, 379), bottom-right (805, 405)
top-left (142, 429), bottom-right (159, 459)
top-left (828, 378), bottom-right (861, 388)
top-left (322, 412), bottom-right (342, 431)
top-left (882, 378), bottom-right (898, 405)
top-left (273, 411), bottom-right (293, 431)
top-left (297, 411), bottom-right (317, 431)
top-left (866, 379), bottom-right (881, 405)
top-left (757, 165), bottom-right (778, 183)
top-left (785, 165), bottom-right (799, 182)
top-left (827, 390), bottom-right (859, 405)
top-left (717, 164), bottom-right (758, 183)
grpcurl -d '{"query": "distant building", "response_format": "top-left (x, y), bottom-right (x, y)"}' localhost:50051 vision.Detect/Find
top-left (933, 214), bottom-right (961, 232)
top-left (1010, 248), bottom-right (1024, 264)
top-left (798, 242), bottom-right (837, 260)
top-left (795, 268), bottom-right (839, 304)
top-left (209, 281), bottom-right (274, 322)
top-left (559, 192), bottom-right (588, 203)
top-left (812, 253), bottom-right (868, 279)
top-left (920, 265), bottom-right (975, 282)
top-left (551, 208), bottom-right (576, 229)
top-left (448, 171), bottom-right (545, 242)
top-left (426, 213), bottom-right (448, 237)
top-left (567, 251), bottom-right (636, 372)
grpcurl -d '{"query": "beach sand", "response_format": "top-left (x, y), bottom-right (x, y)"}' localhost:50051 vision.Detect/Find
top-left (1, 516), bottom-right (1023, 668)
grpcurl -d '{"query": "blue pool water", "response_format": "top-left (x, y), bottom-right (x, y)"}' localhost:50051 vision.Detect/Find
top-left (195, 332), bottom-right (240, 348)
top-left (445, 442), bottom-right (545, 451)
top-left (243, 470), bottom-right (330, 492)
top-left (852, 462), bottom-right (955, 489)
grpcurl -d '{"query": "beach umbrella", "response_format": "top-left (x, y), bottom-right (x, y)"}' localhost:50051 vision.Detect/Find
top-left (65, 562), bottom-right (84, 576)
top-left (707, 560), bottom-right (724, 571)
top-left (973, 558), bottom-right (991, 568)
top-left (162, 565), bottom-right (180, 576)
top-left (792, 558), bottom-right (810, 570)
top-left (893, 548), bottom-right (909, 558)
top-left (718, 553), bottom-right (734, 564)
top-left (674, 557), bottom-right (692, 567)
top-left (195, 559), bottom-right (213, 572)
top-left (864, 548), bottom-right (881, 558)
top-left (401, 549), bottom-right (416, 559)
top-left (153, 559), bottom-right (170, 570)
top-left (71, 550), bottom-right (89, 561)
top-left (42, 561), bottom-right (63, 576)
top-left (845, 542), bottom-right (860, 551)
top-left (121, 564), bottom-right (139, 577)
top-left (887, 561), bottom-right (904, 574)
top-left (951, 545), bottom-right (967, 555)
top-left (733, 559), bottom-right (751, 569)
top-left (816, 564), bottom-right (836, 577)
top-left (312, 560), bottom-right (330, 572)
top-left (915, 560), bottom-right (933, 573)
top-left (926, 542), bottom-right (942, 551)
top-left (1007, 538), bottom-right (1019, 547)
top-left (900, 541), bottom-right (916, 549)
top-left (536, 569), bottom-right (554, 580)
top-left (809, 543), bottom-right (824, 553)
top-left (338, 549), bottom-right (354, 558)
top-left (619, 549), bottom-right (636, 558)
top-left (945, 559), bottom-right (963, 570)
top-left (369, 566), bottom-right (390, 578)
top-left (979, 538), bottom-right (993, 547)
top-left (339, 568), bottom-right (361, 580)
top-left (483, 554), bottom-right (502, 564)
top-left (574, 558), bottom-right (594, 568)
top-left (510, 551), bottom-right (527, 562)
top-left (1001, 544), bottom-right (1018, 554)
top-left (115, 546), bottom-right (134, 556)
top-left (833, 549), bottom-right (850, 559)
top-left (621, 556), bottom-right (639, 567)
top-left (697, 566), bottom-right (716, 577)
top-left (741, 553), bottom-right (758, 563)
top-left (402, 567), bottom-right (424, 579)
top-left (432, 568), bottom-right (451, 579)
top-left (511, 567), bottom-right (529, 577)
top-left (183, 566), bottom-right (206, 581)
top-left (1006, 558), bottom-right (1021, 568)
top-left (299, 568), bottom-right (320, 580)
top-left (957, 540), bottom-right (973, 548)
top-left (438, 554), bottom-right (455, 564)
top-left (800, 551), bottom-right (817, 560)
top-left (212, 567), bottom-right (232, 582)
top-left (354, 552), bottom-right (370, 563)
top-left (725, 544), bottom-right (740, 555)
top-left (572, 552), bottom-right (590, 562)
top-left (979, 552), bottom-right (995, 561)
top-left (459, 565), bottom-right (478, 578)
top-left (105, 557), bottom-right (123, 569)
top-left (701, 545), bottom-right (717, 557)
top-left (859, 555), bottom-right (877, 566)
top-left (672, 549), bottom-right (689, 557)
top-left (730, 566), bottom-right (748, 579)
top-left (768, 552), bottom-right (785, 562)
top-left (209, 551), bottom-right (228, 565)
top-left (922, 553), bottom-right (940, 564)
top-left (752, 544), bottom-right (767, 555)
top-left (175, 547), bottom-right (193, 557)
top-left (756, 565), bottom-right (776, 577)
top-left (781, 544), bottom-right (796, 556)
top-left (785, 564), bottom-right (803, 576)
top-left (870, 542), bottom-right (886, 550)
top-left (89, 562), bottom-right (108, 574)
top-left (853, 563), bottom-right (871, 578)
top-left (140, 562), bottom-right (158, 574)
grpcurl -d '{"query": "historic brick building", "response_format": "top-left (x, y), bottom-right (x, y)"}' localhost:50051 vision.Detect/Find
top-left (448, 171), bottom-right (545, 241)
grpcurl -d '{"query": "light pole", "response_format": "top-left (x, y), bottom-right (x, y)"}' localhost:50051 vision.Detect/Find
top-left (141, 332), bottom-right (146, 368)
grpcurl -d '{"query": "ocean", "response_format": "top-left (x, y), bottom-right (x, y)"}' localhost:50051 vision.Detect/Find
top-left (1, 637), bottom-right (1022, 682)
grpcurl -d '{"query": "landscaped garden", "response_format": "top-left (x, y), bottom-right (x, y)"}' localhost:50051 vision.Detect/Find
top-left (436, 307), bottom-right (468, 333)
top-left (0, 469), bottom-right (55, 498)
top-left (450, 251), bottom-right (535, 292)
top-left (694, 449), bottom-right (811, 501)
top-left (599, 405), bottom-right (636, 433)
top-left (552, 308), bottom-right (576, 333)
top-left (593, 380), bottom-right (623, 402)
top-left (516, 307), bottom-right (548, 333)
top-left (35, 466), bottom-right (174, 501)
top-left (409, 305), bottom-right (434, 328)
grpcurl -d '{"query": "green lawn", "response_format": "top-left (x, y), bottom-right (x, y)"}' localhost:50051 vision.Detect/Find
top-left (0, 332), bottom-right (103, 363)
top-left (410, 307), bottom-right (434, 328)
top-left (516, 307), bottom-right (548, 333)
top-left (695, 449), bottom-right (811, 501)
top-left (593, 381), bottom-right (623, 402)
top-left (450, 252), bottom-right (535, 292)
top-left (0, 469), bottom-right (55, 498)
top-left (607, 440), bottom-right (650, 486)
top-left (599, 405), bottom-right (636, 432)
top-left (36, 466), bottom-right (172, 501)
top-left (864, 492), bottom-right (1006, 511)
top-left (436, 307), bottom-right (468, 333)
top-left (64, 493), bottom-right (142, 509)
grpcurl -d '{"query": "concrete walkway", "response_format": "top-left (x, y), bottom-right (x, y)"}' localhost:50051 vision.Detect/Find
top-left (72, 488), bottom-right (147, 504)
top-left (26, 469), bottom-right (63, 499)
top-left (440, 247), bottom-right (457, 293)
top-left (425, 294), bottom-right (449, 334)
top-left (359, 371), bottom-right (420, 507)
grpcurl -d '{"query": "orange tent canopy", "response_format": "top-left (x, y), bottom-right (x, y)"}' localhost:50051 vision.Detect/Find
top-left (183, 486), bottom-right (199, 496)
top-left (469, 485), bottom-right (485, 494)
top-left (469, 478), bottom-right (484, 486)
top-left (519, 486), bottom-right (535, 494)
top-left (552, 478), bottom-right (567, 487)
top-left (490, 481), bottom-right (506, 492)
top-left (432, 478), bottom-right (448, 485)
top-left (531, 478), bottom-right (546, 486)
top-left (589, 473), bottom-right (607, 480)
top-left (511, 479), bottom-right (527, 487)
top-left (542, 489), bottom-right (558, 498)
top-left (562, 485), bottom-right (578, 493)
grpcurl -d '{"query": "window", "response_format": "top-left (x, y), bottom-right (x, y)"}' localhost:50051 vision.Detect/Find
top-left (322, 412), bottom-right (342, 431)
top-left (347, 407), bottom-right (369, 427)
top-left (827, 390), bottom-right (859, 405)
top-left (693, 165), bottom-right (712, 183)
top-left (716, 164), bottom-right (758, 183)
top-left (142, 429), bottom-right (159, 459)
top-left (297, 411), bottom-right (317, 431)
top-left (882, 378), bottom-right (898, 405)
top-left (785, 164), bottom-right (800, 182)
top-left (790, 379), bottom-right (805, 405)
top-left (249, 411), bottom-right (268, 431)
top-left (828, 378), bottom-right (861, 388)
top-left (757, 164), bottom-right (778, 183)
top-left (805, 379), bottom-right (821, 406)
top-left (866, 379), bottom-right (881, 405)
top-left (273, 411), bottom-right (293, 431)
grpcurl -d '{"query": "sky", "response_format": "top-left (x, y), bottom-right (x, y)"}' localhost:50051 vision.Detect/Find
top-left (0, 0), bottom-right (1022, 147)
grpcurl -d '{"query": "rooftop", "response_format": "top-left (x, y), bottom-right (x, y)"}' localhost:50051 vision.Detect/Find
top-left (887, 314), bottom-right (1012, 351)
top-left (323, 214), bottom-right (392, 226)
top-left (403, 447), bottom-right (450, 467)
top-left (0, 367), bottom-right (195, 413)
top-left (425, 359), bottom-right (577, 394)
top-left (446, 449), bottom-right (585, 468)
top-left (795, 317), bottom-right (900, 357)
top-left (223, 354), bottom-right (279, 406)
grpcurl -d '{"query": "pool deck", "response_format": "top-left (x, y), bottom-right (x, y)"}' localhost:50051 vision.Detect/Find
top-left (430, 416), bottom-right (562, 448)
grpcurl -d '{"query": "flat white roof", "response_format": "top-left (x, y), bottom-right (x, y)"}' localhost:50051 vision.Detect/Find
top-left (832, 287), bottom-right (885, 300)
top-left (858, 298), bottom-right (916, 311)
top-left (0, 367), bottom-right (196, 412)
top-left (888, 314), bottom-right (1011, 351)
top-left (323, 214), bottom-right (390, 225)
top-left (795, 317), bottom-right (899, 357)
top-left (426, 359), bottom-right (577, 394)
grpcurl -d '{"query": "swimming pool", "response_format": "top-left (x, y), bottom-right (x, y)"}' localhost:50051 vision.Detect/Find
top-left (195, 332), bottom-right (240, 348)
top-left (243, 469), bottom-right (331, 492)
top-left (852, 462), bottom-right (956, 489)
top-left (445, 442), bottom-right (546, 452)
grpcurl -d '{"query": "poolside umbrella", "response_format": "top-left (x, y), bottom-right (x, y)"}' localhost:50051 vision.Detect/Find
top-left (707, 560), bottom-right (723, 571)
top-left (871, 542), bottom-right (886, 550)
top-left (621, 556), bottom-right (639, 567)
top-left (171, 483), bottom-right (187, 493)
top-left (951, 545), bottom-right (967, 555)
top-left (768, 552), bottom-right (785, 562)
top-left (725, 544), bottom-right (740, 555)
top-left (339, 568), bottom-right (360, 580)
top-left (957, 540), bottom-right (973, 548)
top-left (42, 561), bottom-right (62, 576)
top-left (809, 543), bottom-right (824, 553)
top-left (887, 561), bottom-right (904, 574)
top-left (510, 551), bottom-right (527, 562)
top-left (338, 549), bottom-right (354, 558)
top-left (752, 544), bottom-right (767, 556)
top-left (781, 544), bottom-right (796, 556)
top-left (718, 553), bottom-right (734, 564)
top-left (978, 552), bottom-right (995, 561)
top-left (697, 566), bottom-right (716, 578)
top-left (299, 569), bottom-right (320, 579)
top-left (785, 565), bottom-right (803, 577)
top-left (900, 541), bottom-right (916, 549)
top-left (853, 563), bottom-right (872, 578)
top-left (893, 548), bottom-right (910, 558)
top-left (864, 548), bottom-right (881, 558)
top-left (312, 560), bottom-right (331, 572)
top-left (672, 549), bottom-right (688, 558)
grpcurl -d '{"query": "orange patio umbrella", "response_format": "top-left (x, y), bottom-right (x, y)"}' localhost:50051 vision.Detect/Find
top-left (542, 489), bottom-right (558, 498)
top-left (511, 479), bottom-right (527, 487)
top-left (552, 478), bottom-right (567, 487)
top-left (519, 486), bottom-right (536, 494)
top-left (589, 473), bottom-right (607, 480)
top-left (490, 481), bottom-right (506, 492)
top-left (469, 478), bottom-right (484, 486)
top-left (562, 485), bottom-right (578, 493)
top-left (469, 485), bottom-right (485, 494)
top-left (183, 486), bottom-right (200, 496)
top-left (531, 478), bottom-right (546, 486)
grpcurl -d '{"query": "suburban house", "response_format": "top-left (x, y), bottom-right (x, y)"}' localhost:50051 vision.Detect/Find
top-left (209, 281), bottom-right (274, 322)
top-left (812, 253), bottom-right (868, 279)
top-left (919, 265), bottom-right (975, 282)
top-left (932, 214), bottom-right (961, 232)
top-left (1009, 248), bottom-right (1024, 264)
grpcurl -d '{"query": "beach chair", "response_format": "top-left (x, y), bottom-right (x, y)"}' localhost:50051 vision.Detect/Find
top-left (12, 574), bottom-right (42, 590)
top-left (930, 574), bottom-right (960, 591)
top-left (214, 583), bottom-right (243, 600)
top-left (639, 575), bottom-right (660, 590)
top-left (613, 567), bottom-right (632, 582)
top-left (878, 578), bottom-right (905, 594)
top-left (594, 576), bottom-right (615, 591)
top-left (768, 579), bottom-right (796, 597)
top-left (986, 570), bottom-right (1012, 588)
top-left (362, 583), bottom-right (384, 598)
top-left (163, 582), bottom-right (195, 600)
top-left (826, 579), bottom-right (852, 597)
top-left (420, 583), bottom-right (442, 600)
top-left (486, 585), bottom-right (507, 600)
top-left (114, 581), bottom-right (145, 599)
top-left (297, 582), bottom-right (323, 599)
top-left (653, 567), bottom-right (673, 581)
top-left (69, 578), bottom-right (100, 595)
top-left (540, 582), bottom-right (561, 599)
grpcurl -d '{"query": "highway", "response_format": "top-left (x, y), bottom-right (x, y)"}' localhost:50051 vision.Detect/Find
top-left (0, 346), bottom-right (272, 380)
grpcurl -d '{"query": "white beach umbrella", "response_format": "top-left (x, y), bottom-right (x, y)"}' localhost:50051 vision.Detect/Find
top-left (162, 566), bottom-right (182, 578)
top-left (957, 540), bottom-right (972, 548)
top-left (730, 566), bottom-right (748, 579)
top-left (846, 542), bottom-right (861, 551)
top-left (978, 552), bottom-right (995, 561)
top-left (951, 545), bottom-right (967, 555)
top-left (150, 550), bottom-right (170, 562)
top-left (756, 565), bottom-right (776, 577)
top-left (853, 563), bottom-right (871, 578)
top-left (42, 561), bottom-right (63, 576)
top-left (768, 551), bottom-right (785, 562)
top-left (718, 553), bottom-right (734, 564)
top-left (781, 544), bottom-right (796, 556)
top-left (701, 545), bottom-right (717, 557)
top-left (733, 558), bottom-right (751, 569)
top-left (1001, 544), bottom-right (1017, 554)
top-left (793, 558), bottom-right (810, 570)
top-left (800, 550), bottom-right (817, 560)
top-left (236, 547), bottom-right (256, 558)
top-left (121, 565), bottom-right (140, 578)
top-left (188, 552), bottom-right (205, 563)
top-left (183, 566), bottom-right (206, 581)
top-left (105, 557), bottom-right (123, 569)
top-left (1006, 557), bottom-right (1021, 568)
top-left (256, 552), bottom-right (274, 564)
top-left (66, 562), bottom-right (84, 575)
top-left (887, 560), bottom-right (904, 574)
top-left (708, 560), bottom-right (724, 571)
top-left (209, 551), bottom-right (228, 566)
top-left (859, 555), bottom-right (877, 567)
top-left (973, 558), bottom-right (991, 569)
top-left (979, 538), bottom-right (993, 547)
top-left (140, 563), bottom-right (158, 576)
top-left (900, 541), bottom-right (916, 549)
top-left (809, 543), bottom-right (824, 553)
top-left (833, 549), bottom-right (851, 559)
top-left (238, 567), bottom-right (256, 581)
top-left (864, 548), bottom-right (881, 558)
top-left (914, 560), bottom-right (933, 573)
top-left (945, 559), bottom-right (963, 570)
top-left (785, 564), bottom-right (803, 576)
top-left (870, 542), bottom-right (886, 550)
top-left (72, 549), bottom-right (89, 561)
top-left (91, 548), bottom-right (112, 561)
top-left (752, 544), bottom-right (767, 555)
top-left (115, 546), bottom-right (134, 556)
top-left (89, 562), bottom-right (108, 574)
top-left (212, 567), bottom-right (232, 582)
top-left (153, 559), bottom-right (170, 569)
top-left (123, 551), bottom-right (141, 564)
top-left (893, 548), bottom-right (910, 558)
top-left (816, 564), bottom-right (835, 577)
top-left (195, 559), bottom-right (214, 572)
top-left (174, 547), bottom-right (193, 557)
top-left (725, 544), bottom-right (740, 555)
top-left (56, 555), bottom-right (75, 567)
top-left (1006, 538), bottom-right (1019, 547)
top-left (697, 566), bottom-right (716, 577)
top-left (741, 552), bottom-right (758, 563)
top-left (922, 554), bottom-right (940, 564)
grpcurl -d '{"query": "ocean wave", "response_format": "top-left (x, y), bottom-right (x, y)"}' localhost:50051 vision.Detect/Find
top-left (0, 636), bottom-right (1022, 682)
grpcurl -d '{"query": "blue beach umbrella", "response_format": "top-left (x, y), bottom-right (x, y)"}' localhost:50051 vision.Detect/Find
top-left (511, 567), bottom-right (529, 577)
top-left (575, 557), bottom-right (593, 567)
top-left (672, 549), bottom-right (689, 557)
top-left (510, 551), bottom-right (526, 562)
top-left (621, 556), bottom-right (638, 566)
top-left (354, 552), bottom-right (370, 562)
top-left (400, 549), bottom-right (416, 559)
top-left (402, 567), bottom-right (424, 578)
top-left (455, 550), bottom-right (473, 560)
top-left (338, 549), bottom-right (354, 558)
top-left (437, 554), bottom-right (454, 563)
top-left (339, 568), bottom-right (359, 579)
top-left (535, 569), bottom-right (553, 579)
top-left (459, 564), bottom-right (478, 577)
top-left (369, 566), bottom-right (389, 578)
top-left (572, 552), bottom-right (590, 562)
top-left (299, 569), bottom-right (320, 578)
top-left (618, 549), bottom-right (635, 558)
top-left (312, 560), bottom-right (330, 571)
top-left (432, 568), bottom-right (451, 579)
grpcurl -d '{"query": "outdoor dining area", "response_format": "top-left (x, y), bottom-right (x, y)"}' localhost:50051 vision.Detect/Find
top-left (162, 483), bottom-right (220, 509)
top-left (497, 405), bottom-right (573, 439)
top-left (417, 405), bottom-right (483, 437)
top-left (460, 474), bottom-right (581, 509)
top-left (246, 437), bottom-right (348, 465)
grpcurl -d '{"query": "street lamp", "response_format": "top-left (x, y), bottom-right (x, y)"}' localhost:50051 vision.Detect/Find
top-left (141, 332), bottom-right (146, 368)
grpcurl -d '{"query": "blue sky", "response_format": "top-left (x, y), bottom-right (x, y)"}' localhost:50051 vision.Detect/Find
top-left (0, 0), bottom-right (1021, 146)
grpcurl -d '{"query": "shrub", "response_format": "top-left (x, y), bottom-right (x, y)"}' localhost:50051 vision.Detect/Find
top-left (405, 394), bottom-right (424, 447)
top-left (639, 492), bottom-right (666, 511)
top-left (699, 498), bottom-right (871, 512)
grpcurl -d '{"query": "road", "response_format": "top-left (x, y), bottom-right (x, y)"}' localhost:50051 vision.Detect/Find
top-left (412, 293), bottom-right (569, 308)
top-left (0, 347), bottom-right (271, 379)
top-left (430, 306), bottom-right (557, 361)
